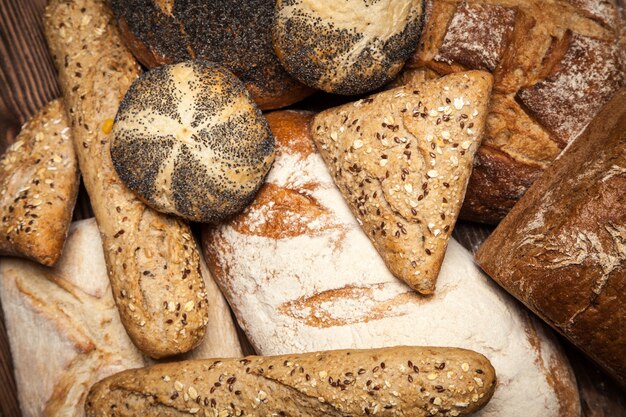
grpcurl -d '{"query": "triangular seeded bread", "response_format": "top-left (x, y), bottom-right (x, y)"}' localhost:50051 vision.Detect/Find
top-left (311, 71), bottom-right (493, 294)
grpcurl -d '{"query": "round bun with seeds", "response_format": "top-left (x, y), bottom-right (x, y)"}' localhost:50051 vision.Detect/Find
top-left (109, 0), bottom-right (314, 110)
top-left (110, 60), bottom-right (275, 223)
top-left (272, 0), bottom-right (426, 95)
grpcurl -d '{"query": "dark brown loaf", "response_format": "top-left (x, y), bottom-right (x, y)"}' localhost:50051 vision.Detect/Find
top-left (409, 0), bottom-right (626, 223)
top-left (86, 346), bottom-right (497, 417)
top-left (44, 0), bottom-right (209, 359)
top-left (476, 87), bottom-right (626, 389)
top-left (109, 0), bottom-right (314, 110)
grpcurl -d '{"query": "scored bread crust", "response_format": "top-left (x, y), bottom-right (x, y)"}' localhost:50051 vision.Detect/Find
top-left (86, 346), bottom-right (496, 417)
top-left (44, 0), bottom-right (209, 359)
top-left (0, 99), bottom-right (79, 266)
top-left (109, 0), bottom-right (314, 110)
top-left (476, 87), bottom-right (626, 389)
top-left (311, 71), bottom-right (493, 294)
top-left (410, 0), bottom-right (626, 223)
top-left (273, 0), bottom-right (426, 95)
top-left (202, 110), bottom-right (580, 417)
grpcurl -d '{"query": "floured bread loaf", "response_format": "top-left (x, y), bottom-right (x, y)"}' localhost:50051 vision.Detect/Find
top-left (311, 71), bottom-right (493, 294)
top-left (86, 346), bottom-right (496, 417)
top-left (111, 60), bottom-right (275, 223)
top-left (0, 99), bottom-right (79, 266)
top-left (409, 0), bottom-right (626, 223)
top-left (109, 0), bottom-right (314, 110)
top-left (202, 110), bottom-right (580, 417)
top-left (0, 218), bottom-right (242, 417)
top-left (273, 0), bottom-right (426, 95)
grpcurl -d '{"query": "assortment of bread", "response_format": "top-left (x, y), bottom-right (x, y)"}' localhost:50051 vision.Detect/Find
top-left (0, 0), bottom-right (625, 416)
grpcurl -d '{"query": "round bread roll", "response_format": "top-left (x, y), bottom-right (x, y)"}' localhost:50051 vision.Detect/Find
top-left (110, 60), bottom-right (275, 223)
top-left (273, 0), bottom-right (425, 95)
top-left (109, 0), bottom-right (315, 110)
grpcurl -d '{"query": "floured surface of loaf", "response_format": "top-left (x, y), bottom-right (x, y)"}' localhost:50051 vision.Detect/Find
top-left (203, 110), bottom-right (580, 417)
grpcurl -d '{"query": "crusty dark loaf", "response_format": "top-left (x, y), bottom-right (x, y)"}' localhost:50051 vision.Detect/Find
top-left (476, 87), bottom-right (626, 389)
top-left (44, 0), bottom-right (209, 358)
top-left (86, 346), bottom-right (496, 417)
top-left (109, 0), bottom-right (314, 110)
top-left (410, 0), bottom-right (626, 223)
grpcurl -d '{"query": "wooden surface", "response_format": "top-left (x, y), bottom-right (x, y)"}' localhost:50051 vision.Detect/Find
top-left (0, 1), bottom-right (625, 416)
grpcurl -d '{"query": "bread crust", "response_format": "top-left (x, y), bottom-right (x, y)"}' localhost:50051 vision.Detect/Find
top-left (0, 99), bottom-right (79, 266)
top-left (476, 87), bottom-right (626, 389)
top-left (44, 0), bottom-right (209, 359)
top-left (109, 0), bottom-right (314, 110)
top-left (410, 0), bottom-right (626, 223)
top-left (86, 346), bottom-right (496, 417)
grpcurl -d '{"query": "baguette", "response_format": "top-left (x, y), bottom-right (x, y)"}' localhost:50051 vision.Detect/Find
top-left (86, 346), bottom-right (496, 417)
top-left (44, 0), bottom-right (209, 358)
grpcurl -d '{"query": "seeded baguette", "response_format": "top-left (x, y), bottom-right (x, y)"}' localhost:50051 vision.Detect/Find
top-left (86, 346), bottom-right (496, 417)
top-left (44, 0), bottom-right (209, 358)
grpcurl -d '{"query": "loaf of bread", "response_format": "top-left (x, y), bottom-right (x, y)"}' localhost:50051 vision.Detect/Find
top-left (44, 0), bottom-right (209, 358)
top-left (111, 60), bottom-right (275, 223)
top-left (273, 0), bottom-right (425, 95)
top-left (311, 71), bottom-right (493, 294)
top-left (202, 110), bottom-right (580, 417)
top-left (109, 0), bottom-right (313, 110)
top-left (409, 0), bottom-right (626, 223)
top-left (476, 87), bottom-right (626, 389)
top-left (86, 346), bottom-right (496, 417)
top-left (0, 218), bottom-right (242, 417)
top-left (0, 99), bottom-right (78, 266)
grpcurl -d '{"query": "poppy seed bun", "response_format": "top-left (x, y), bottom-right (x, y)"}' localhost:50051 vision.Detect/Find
top-left (109, 0), bottom-right (315, 110)
top-left (111, 60), bottom-right (275, 223)
top-left (273, 0), bottom-right (425, 95)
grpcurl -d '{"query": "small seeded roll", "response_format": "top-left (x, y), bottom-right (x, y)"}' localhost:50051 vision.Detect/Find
top-left (111, 60), bottom-right (275, 223)
top-left (273, 0), bottom-right (426, 95)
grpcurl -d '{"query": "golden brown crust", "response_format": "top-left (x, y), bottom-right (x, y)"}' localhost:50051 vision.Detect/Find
top-left (311, 71), bottom-right (493, 293)
top-left (109, 0), bottom-right (314, 110)
top-left (410, 0), bottom-right (626, 224)
top-left (0, 99), bottom-right (79, 266)
top-left (476, 87), bottom-right (626, 389)
top-left (44, 0), bottom-right (209, 359)
top-left (86, 346), bottom-right (496, 417)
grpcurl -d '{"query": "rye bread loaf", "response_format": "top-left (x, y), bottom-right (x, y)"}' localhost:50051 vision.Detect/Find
top-left (475, 87), bottom-right (626, 389)
top-left (273, 0), bottom-right (425, 95)
top-left (0, 218), bottom-right (242, 417)
top-left (202, 110), bottom-right (580, 417)
top-left (109, 0), bottom-right (314, 110)
top-left (44, 0), bottom-right (209, 358)
top-left (86, 346), bottom-right (496, 417)
top-left (110, 60), bottom-right (275, 223)
top-left (409, 0), bottom-right (626, 223)
top-left (311, 71), bottom-right (493, 294)
top-left (0, 99), bottom-right (79, 266)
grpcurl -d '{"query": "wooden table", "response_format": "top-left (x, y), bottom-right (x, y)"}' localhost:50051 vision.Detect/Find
top-left (1, 1), bottom-right (625, 416)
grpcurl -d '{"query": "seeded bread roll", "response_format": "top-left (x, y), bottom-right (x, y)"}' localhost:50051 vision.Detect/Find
top-left (109, 0), bottom-right (314, 110)
top-left (44, 0), bottom-right (209, 358)
top-left (273, 0), bottom-right (425, 95)
top-left (111, 60), bottom-right (275, 223)
top-left (311, 71), bottom-right (493, 294)
top-left (86, 346), bottom-right (496, 417)
top-left (0, 99), bottom-right (79, 266)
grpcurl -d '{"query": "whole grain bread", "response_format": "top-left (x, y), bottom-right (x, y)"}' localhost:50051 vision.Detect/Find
top-left (0, 218), bottom-right (242, 417)
top-left (0, 99), bottom-right (78, 266)
top-left (310, 71), bottom-right (493, 294)
top-left (202, 110), bottom-right (580, 417)
top-left (44, 0), bottom-right (209, 359)
top-left (409, 0), bottom-right (626, 223)
top-left (476, 87), bottom-right (626, 389)
top-left (86, 346), bottom-right (496, 417)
